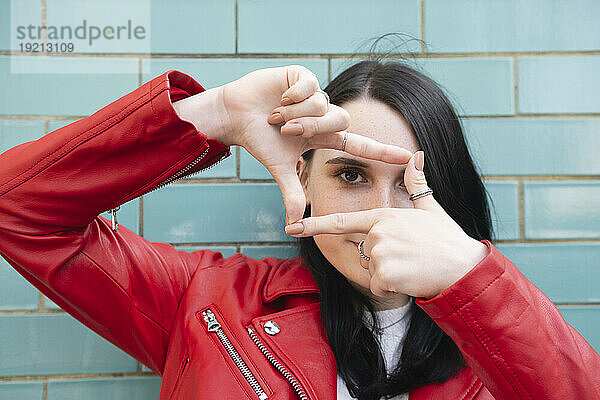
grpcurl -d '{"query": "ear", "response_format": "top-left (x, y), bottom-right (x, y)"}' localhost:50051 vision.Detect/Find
top-left (296, 157), bottom-right (311, 206)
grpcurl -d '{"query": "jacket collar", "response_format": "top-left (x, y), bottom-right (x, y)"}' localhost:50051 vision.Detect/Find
top-left (262, 256), bottom-right (320, 303)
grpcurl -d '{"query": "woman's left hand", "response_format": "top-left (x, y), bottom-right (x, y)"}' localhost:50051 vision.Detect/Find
top-left (284, 151), bottom-right (489, 299)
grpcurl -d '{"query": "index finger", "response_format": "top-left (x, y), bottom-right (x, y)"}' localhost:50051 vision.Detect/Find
top-left (285, 209), bottom-right (383, 236)
top-left (280, 65), bottom-right (320, 106)
top-left (309, 130), bottom-right (413, 165)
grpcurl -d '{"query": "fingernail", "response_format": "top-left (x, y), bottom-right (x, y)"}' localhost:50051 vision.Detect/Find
top-left (285, 222), bottom-right (304, 235)
top-left (281, 121), bottom-right (303, 136)
top-left (281, 97), bottom-right (293, 106)
top-left (268, 112), bottom-right (284, 124)
top-left (415, 151), bottom-right (424, 172)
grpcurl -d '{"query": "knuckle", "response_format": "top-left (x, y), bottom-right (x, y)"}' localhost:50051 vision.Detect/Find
top-left (317, 98), bottom-right (328, 115)
top-left (368, 228), bottom-right (385, 242)
top-left (332, 213), bottom-right (346, 231)
top-left (369, 244), bottom-right (380, 257)
top-left (337, 107), bottom-right (350, 127)
top-left (307, 119), bottom-right (320, 135)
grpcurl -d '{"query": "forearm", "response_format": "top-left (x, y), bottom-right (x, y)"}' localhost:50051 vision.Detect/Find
top-left (0, 70), bottom-right (230, 234)
top-left (416, 240), bottom-right (600, 399)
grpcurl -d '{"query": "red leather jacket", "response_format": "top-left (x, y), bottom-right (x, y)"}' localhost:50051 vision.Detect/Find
top-left (0, 70), bottom-right (599, 400)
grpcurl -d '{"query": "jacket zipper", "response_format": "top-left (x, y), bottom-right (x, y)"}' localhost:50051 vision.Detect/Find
top-left (169, 356), bottom-right (190, 399)
top-left (107, 146), bottom-right (229, 231)
top-left (202, 309), bottom-right (269, 400)
top-left (247, 327), bottom-right (309, 400)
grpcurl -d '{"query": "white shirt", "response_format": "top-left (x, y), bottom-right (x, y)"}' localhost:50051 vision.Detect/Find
top-left (336, 299), bottom-right (413, 400)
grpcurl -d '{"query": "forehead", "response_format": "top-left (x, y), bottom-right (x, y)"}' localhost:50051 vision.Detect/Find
top-left (314, 98), bottom-right (420, 164)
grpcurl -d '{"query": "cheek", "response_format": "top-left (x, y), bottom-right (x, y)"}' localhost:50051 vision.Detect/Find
top-left (314, 234), bottom-right (371, 289)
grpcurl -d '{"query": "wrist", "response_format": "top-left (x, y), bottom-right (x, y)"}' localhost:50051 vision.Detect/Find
top-left (439, 238), bottom-right (489, 296)
top-left (172, 86), bottom-right (235, 147)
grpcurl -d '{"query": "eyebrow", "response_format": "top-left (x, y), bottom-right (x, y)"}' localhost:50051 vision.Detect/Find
top-left (324, 157), bottom-right (370, 168)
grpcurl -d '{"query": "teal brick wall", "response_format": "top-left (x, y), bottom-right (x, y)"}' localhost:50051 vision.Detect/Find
top-left (1, 0), bottom-right (599, 398)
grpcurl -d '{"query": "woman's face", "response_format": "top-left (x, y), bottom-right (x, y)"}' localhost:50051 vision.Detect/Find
top-left (297, 97), bottom-right (421, 309)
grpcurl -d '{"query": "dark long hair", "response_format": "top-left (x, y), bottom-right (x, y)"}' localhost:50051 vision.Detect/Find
top-left (296, 60), bottom-right (494, 399)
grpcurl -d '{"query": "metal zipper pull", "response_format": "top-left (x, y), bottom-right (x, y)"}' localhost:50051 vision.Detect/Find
top-left (109, 206), bottom-right (120, 231)
top-left (202, 309), bottom-right (269, 400)
top-left (202, 309), bottom-right (222, 332)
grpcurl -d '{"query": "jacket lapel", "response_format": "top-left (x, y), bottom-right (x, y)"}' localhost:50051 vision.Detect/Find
top-left (251, 302), bottom-right (336, 400)
top-left (261, 256), bottom-right (320, 302)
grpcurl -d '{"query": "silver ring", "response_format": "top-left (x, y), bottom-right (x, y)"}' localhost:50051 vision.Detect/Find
top-left (357, 239), bottom-right (370, 261)
top-left (316, 89), bottom-right (330, 104)
top-left (408, 187), bottom-right (434, 201)
top-left (341, 132), bottom-right (347, 152)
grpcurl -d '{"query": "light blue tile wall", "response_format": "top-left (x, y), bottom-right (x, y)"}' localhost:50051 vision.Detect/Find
top-left (0, 256), bottom-right (39, 310)
top-left (1, 0), bottom-right (598, 394)
top-left (484, 181), bottom-right (520, 241)
top-left (238, 0), bottom-right (421, 54)
top-left (143, 183), bottom-right (291, 243)
top-left (463, 118), bottom-right (600, 175)
top-left (0, 56), bottom-right (139, 116)
top-left (150, 0), bottom-right (235, 54)
top-left (142, 58), bottom-right (329, 90)
top-left (558, 306), bottom-right (600, 353)
top-left (47, 377), bottom-right (162, 400)
top-left (518, 56), bottom-right (600, 114)
top-left (0, 120), bottom-right (45, 153)
top-left (0, 381), bottom-right (44, 400)
top-left (496, 243), bottom-right (600, 303)
top-left (0, 314), bottom-right (137, 376)
top-left (425, 0), bottom-right (600, 53)
top-left (524, 181), bottom-right (600, 239)
top-left (0, 0), bottom-right (10, 51)
top-left (331, 57), bottom-right (515, 116)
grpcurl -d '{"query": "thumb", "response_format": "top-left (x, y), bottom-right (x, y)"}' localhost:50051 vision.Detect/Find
top-left (404, 151), bottom-right (438, 212)
top-left (272, 166), bottom-right (307, 225)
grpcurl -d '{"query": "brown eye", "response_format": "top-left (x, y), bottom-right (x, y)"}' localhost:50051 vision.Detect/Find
top-left (334, 167), bottom-right (366, 185)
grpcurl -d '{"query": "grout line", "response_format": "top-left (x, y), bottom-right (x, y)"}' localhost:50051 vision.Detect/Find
top-left (327, 57), bottom-right (331, 83)
top-left (236, 146), bottom-right (240, 179)
top-left (421, 0), bottom-right (425, 53)
top-left (0, 309), bottom-right (65, 315)
top-left (0, 372), bottom-right (154, 382)
top-left (513, 55), bottom-right (519, 115)
top-left (519, 180), bottom-right (525, 240)
top-left (43, 380), bottom-right (48, 400)
top-left (138, 57), bottom-right (142, 86)
top-left (38, 292), bottom-right (45, 311)
top-left (139, 196), bottom-right (144, 237)
top-left (2, 50), bottom-right (600, 58)
top-left (2, 301), bottom-right (598, 322)
top-left (41, 0), bottom-right (47, 52)
top-left (235, 0), bottom-right (239, 54)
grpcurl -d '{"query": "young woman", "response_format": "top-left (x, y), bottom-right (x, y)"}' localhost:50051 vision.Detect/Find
top-left (0, 62), bottom-right (598, 400)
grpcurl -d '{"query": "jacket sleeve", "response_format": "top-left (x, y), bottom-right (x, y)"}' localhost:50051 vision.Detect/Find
top-left (416, 239), bottom-right (600, 399)
top-left (0, 70), bottom-right (232, 375)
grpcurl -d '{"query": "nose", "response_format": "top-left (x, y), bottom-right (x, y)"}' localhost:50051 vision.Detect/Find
top-left (363, 184), bottom-right (413, 210)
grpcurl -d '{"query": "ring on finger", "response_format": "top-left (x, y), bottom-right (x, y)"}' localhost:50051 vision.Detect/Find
top-left (358, 239), bottom-right (370, 261)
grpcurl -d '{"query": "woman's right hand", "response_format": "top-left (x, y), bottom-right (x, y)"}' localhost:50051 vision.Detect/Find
top-left (185, 65), bottom-right (414, 225)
